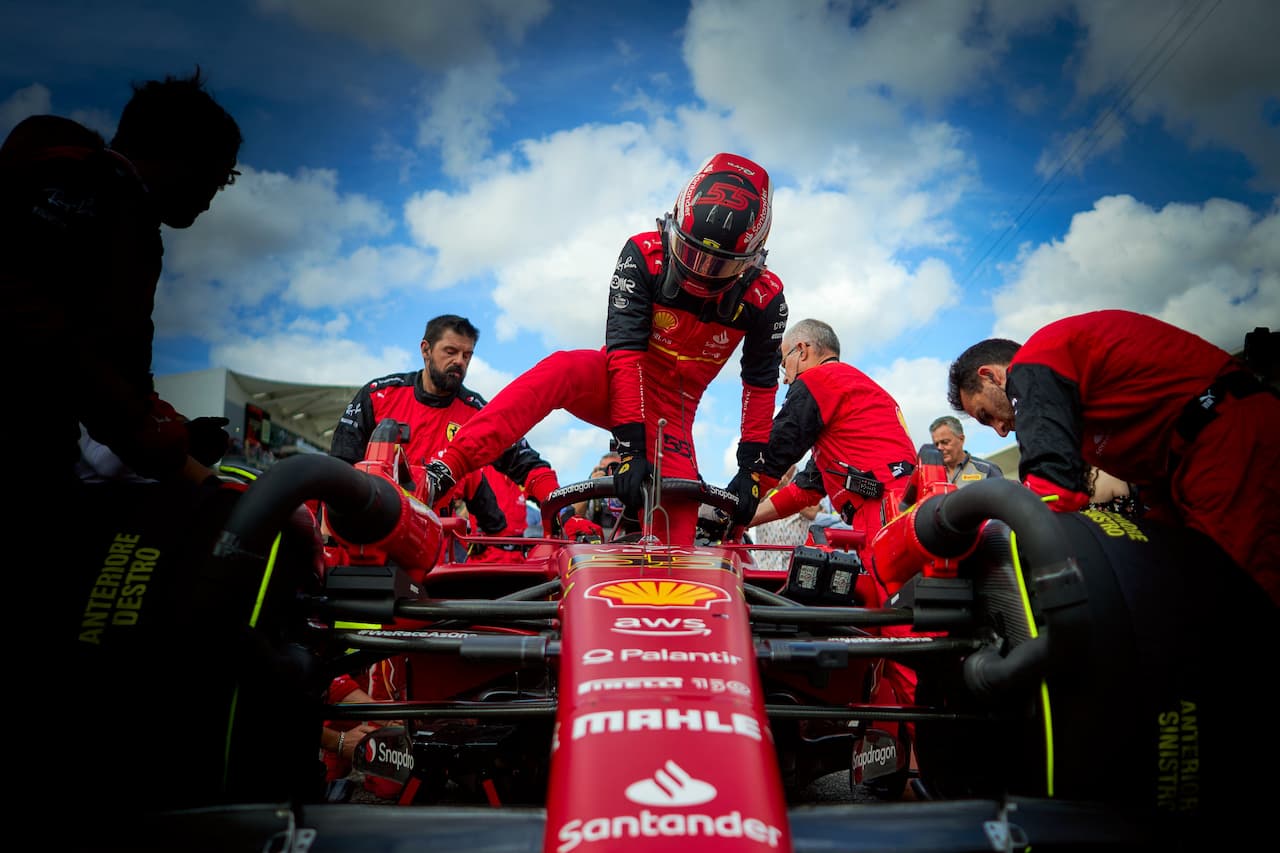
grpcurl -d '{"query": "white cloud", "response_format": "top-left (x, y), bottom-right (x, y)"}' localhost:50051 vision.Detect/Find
top-left (1065, 0), bottom-right (1280, 189)
top-left (416, 59), bottom-right (514, 180)
top-left (868, 355), bottom-right (957, 455)
top-left (405, 122), bottom-right (687, 342)
top-left (156, 165), bottom-right (397, 338)
top-left (0, 82), bottom-right (51, 138)
top-left (211, 332), bottom-right (413, 386)
top-left (991, 194), bottom-right (1280, 352)
top-left (258, 0), bottom-right (551, 69)
top-left (287, 243), bottom-right (435, 308)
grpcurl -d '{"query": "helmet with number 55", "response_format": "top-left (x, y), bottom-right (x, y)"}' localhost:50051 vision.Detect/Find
top-left (662, 152), bottom-right (772, 298)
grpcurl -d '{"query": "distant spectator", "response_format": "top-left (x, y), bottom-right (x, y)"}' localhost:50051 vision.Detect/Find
top-left (928, 415), bottom-right (1003, 487)
top-left (524, 494), bottom-right (544, 537)
top-left (571, 450), bottom-right (625, 539)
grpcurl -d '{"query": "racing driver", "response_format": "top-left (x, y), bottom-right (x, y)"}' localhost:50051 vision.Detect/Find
top-left (425, 152), bottom-right (788, 544)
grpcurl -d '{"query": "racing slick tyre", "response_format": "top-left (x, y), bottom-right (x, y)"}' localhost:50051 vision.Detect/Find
top-left (914, 508), bottom-right (1279, 843)
top-left (62, 477), bottom-right (328, 829)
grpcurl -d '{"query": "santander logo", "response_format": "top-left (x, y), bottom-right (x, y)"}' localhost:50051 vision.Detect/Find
top-left (625, 761), bottom-right (716, 806)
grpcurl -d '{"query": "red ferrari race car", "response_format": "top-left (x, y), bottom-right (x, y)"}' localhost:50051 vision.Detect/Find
top-left (79, 417), bottom-right (1276, 852)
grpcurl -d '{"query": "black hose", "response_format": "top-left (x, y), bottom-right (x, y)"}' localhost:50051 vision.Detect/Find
top-left (913, 477), bottom-right (1072, 571)
top-left (910, 477), bottom-right (1085, 699)
top-left (213, 454), bottom-right (401, 561)
top-left (962, 630), bottom-right (1052, 697)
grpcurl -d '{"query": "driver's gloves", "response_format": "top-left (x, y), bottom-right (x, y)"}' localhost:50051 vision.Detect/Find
top-left (610, 423), bottom-right (651, 518)
top-left (424, 458), bottom-right (456, 507)
top-left (725, 469), bottom-right (763, 526)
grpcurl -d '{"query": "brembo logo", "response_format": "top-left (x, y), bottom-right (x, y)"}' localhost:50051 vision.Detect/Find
top-left (625, 760), bottom-right (715, 806)
top-left (587, 579), bottom-right (729, 608)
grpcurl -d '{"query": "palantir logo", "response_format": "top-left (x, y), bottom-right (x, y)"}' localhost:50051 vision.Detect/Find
top-left (625, 760), bottom-right (716, 807)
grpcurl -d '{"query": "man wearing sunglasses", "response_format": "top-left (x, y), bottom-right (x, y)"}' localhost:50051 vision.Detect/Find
top-left (425, 153), bottom-right (788, 543)
top-left (750, 318), bottom-right (918, 540)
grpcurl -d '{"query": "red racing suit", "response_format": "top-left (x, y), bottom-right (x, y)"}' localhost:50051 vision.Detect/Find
top-left (762, 360), bottom-right (918, 536)
top-left (436, 228), bottom-right (787, 544)
top-left (1008, 309), bottom-right (1279, 605)
top-left (330, 371), bottom-right (557, 534)
top-left (758, 359), bottom-right (921, 727)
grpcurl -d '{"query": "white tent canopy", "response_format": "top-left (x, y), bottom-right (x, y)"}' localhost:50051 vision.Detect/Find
top-left (155, 367), bottom-right (361, 453)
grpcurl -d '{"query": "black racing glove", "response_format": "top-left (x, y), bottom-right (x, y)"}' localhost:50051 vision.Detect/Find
top-left (725, 469), bottom-right (763, 526)
top-left (424, 459), bottom-right (456, 508)
top-left (727, 439), bottom-right (772, 526)
top-left (611, 423), bottom-right (652, 517)
top-left (186, 416), bottom-right (232, 467)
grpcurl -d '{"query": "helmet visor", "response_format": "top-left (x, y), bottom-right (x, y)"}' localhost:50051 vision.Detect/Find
top-left (664, 214), bottom-right (759, 285)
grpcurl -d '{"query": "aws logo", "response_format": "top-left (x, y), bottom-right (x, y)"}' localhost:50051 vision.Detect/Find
top-left (653, 310), bottom-right (679, 332)
top-left (587, 579), bottom-right (729, 609)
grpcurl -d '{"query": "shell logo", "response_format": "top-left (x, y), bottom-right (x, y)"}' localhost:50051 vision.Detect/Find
top-left (653, 310), bottom-right (678, 331)
top-left (587, 579), bottom-right (729, 608)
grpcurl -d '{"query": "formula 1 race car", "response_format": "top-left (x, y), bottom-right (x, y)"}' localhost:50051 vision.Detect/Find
top-left (83, 417), bottom-right (1277, 853)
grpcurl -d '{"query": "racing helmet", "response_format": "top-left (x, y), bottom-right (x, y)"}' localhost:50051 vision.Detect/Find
top-left (663, 152), bottom-right (772, 298)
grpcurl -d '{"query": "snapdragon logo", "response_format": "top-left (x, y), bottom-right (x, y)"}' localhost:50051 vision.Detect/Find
top-left (625, 760), bottom-right (715, 806)
top-left (851, 731), bottom-right (904, 784)
top-left (352, 727), bottom-right (415, 783)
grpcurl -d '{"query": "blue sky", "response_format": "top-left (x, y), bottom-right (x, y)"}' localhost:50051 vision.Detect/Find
top-left (3, 0), bottom-right (1276, 486)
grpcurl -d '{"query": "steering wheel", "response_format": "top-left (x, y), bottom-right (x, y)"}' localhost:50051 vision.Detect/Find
top-left (539, 476), bottom-right (740, 540)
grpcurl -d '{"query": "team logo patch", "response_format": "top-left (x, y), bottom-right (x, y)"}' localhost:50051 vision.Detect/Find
top-left (446, 422), bottom-right (460, 441)
top-left (587, 579), bottom-right (729, 608)
top-left (653, 310), bottom-right (678, 332)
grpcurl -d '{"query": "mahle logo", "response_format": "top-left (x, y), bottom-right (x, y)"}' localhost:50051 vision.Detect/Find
top-left (587, 579), bottom-right (728, 608)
